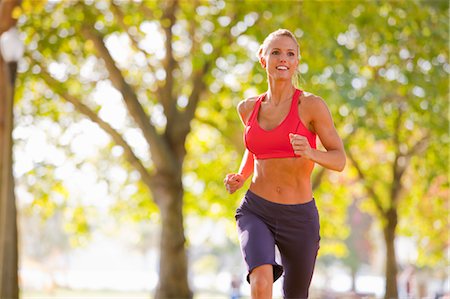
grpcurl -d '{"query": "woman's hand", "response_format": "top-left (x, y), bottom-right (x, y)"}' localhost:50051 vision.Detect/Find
top-left (224, 173), bottom-right (245, 194)
top-left (289, 133), bottom-right (313, 159)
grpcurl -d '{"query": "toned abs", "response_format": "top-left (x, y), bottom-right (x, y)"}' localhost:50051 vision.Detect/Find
top-left (250, 157), bottom-right (315, 204)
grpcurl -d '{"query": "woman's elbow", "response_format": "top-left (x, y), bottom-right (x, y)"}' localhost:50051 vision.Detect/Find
top-left (336, 161), bottom-right (346, 172)
top-left (335, 153), bottom-right (346, 172)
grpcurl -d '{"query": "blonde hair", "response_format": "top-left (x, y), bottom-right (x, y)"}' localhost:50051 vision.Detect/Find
top-left (257, 29), bottom-right (302, 87)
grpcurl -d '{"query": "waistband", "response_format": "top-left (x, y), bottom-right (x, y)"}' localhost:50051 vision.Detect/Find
top-left (242, 189), bottom-right (317, 222)
top-left (245, 189), bottom-right (316, 209)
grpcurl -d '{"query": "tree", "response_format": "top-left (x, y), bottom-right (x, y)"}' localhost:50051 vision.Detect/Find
top-left (0, 0), bottom-right (21, 298)
top-left (15, 1), bottom-right (448, 298)
top-left (327, 3), bottom-right (449, 298)
top-left (18, 0), bottom-right (260, 297)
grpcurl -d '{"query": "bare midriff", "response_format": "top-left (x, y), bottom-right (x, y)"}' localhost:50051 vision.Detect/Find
top-left (249, 157), bottom-right (315, 204)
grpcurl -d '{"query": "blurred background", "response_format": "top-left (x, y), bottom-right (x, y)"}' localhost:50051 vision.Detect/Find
top-left (0, 0), bottom-right (448, 298)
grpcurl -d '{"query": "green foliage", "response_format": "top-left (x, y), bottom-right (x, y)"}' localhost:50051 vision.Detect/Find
top-left (63, 205), bottom-right (92, 247)
top-left (19, 164), bottom-right (93, 248)
top-left (184, 120), bottom-right (243, 218)
top-left (110, 178), bottom-right (160, 223)
top-left (313, 171), bottom-right (352, 258)
top-left (332, 1), bottom-right (449, 268)
top-left (14, 0), bottom-right (449, 275)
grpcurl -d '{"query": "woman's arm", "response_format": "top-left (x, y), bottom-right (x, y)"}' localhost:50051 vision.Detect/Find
top-left (290, 96), bottom-right (346, 171)
top-left (237, 149), bottom-right (254, 179)
top-left (224, 149), bottom-right (254, 194)
top-left (224, 98), bottom-right (258, 194)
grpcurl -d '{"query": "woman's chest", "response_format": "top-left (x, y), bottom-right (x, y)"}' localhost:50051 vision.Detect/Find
top-left (258, 103), bottom-right (313, 132)
top-left (257, 102), bottom-right (291, 130)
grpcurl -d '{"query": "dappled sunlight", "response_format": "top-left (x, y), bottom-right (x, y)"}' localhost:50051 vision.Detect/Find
top-left (1, 0), bottom-right (447, 298)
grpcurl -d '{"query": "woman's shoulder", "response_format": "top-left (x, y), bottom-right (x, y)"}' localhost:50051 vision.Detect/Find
top-left (237, 96), bottom-right (259, 121)
top-left (238, 96), bottom-right (259, 110)
top-left (299, 90), bottom-right (329, 110)
top-left (300, 90), bottom-right (325, 104)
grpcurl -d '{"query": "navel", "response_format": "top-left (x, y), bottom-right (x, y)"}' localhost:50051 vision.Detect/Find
top-left (276, 186), bottom-right (282, 194)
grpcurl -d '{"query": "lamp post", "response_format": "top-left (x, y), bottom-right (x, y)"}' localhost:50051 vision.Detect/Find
top-left (0, 26), bottom-right (24, 86)
top-left (0, 25), bottom-right (23, 299)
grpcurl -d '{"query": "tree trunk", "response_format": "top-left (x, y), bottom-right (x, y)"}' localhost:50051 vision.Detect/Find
top-left (383, 208), bottom-right (398, 299)
top-left (153, 174), bottom-right (191, 299)
top-left (350, 266), bottom-right (357, 292)
top-left (0, 1), bottom-right (21, 297)
top-left (0, 56), bottom-right (19, 299)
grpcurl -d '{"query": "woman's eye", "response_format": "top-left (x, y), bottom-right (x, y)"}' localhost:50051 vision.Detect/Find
top-left (271, 50), bottom-right (279, 55)
top-left (288, 52), bottom-right (295, 56)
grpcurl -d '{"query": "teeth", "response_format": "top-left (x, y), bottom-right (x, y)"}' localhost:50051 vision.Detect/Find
top-left (276, 66), bottom-right (288, 70)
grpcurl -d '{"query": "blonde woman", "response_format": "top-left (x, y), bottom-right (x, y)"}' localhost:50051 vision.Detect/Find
top-left (224, 29), bottom-right (346, 298)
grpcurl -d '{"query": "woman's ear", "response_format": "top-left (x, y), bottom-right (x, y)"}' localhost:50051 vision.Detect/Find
top-left (259, 56), bottom-right (266, 69)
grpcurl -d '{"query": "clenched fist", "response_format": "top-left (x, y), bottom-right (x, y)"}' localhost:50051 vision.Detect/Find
top-left (289, 133), bottom-right (313, 159)
top-left (223, 173), bottom-right (244, 194)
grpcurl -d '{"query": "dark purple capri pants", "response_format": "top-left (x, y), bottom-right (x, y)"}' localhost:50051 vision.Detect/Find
top-left (235, 190), bottom-right (320, 299)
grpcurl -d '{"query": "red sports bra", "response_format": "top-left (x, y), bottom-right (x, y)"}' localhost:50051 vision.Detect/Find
top-left (244, 89), bottom-right (316, 159)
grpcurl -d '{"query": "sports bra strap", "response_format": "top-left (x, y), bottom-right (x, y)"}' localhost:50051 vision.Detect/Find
top-left (289, 89), bottom-right (301, 117)
top-left (246, 95), bottom-right (264, 126)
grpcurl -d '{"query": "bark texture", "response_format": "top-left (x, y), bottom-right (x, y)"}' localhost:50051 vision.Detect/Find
top-left (0, 57), bottom-right (19, 299)
top-left (383, 208), bottom-right (398, 299)
top-left (0, 1), bottom-right (21, 298)
top-left (153, 174), bottom-right (191, 299)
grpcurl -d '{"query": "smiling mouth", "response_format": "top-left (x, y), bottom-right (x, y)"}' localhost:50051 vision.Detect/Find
top-left (276, 66), bottom-right (289, 70)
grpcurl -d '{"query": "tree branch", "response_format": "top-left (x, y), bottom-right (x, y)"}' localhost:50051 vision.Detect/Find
top-left (181, 61), bottom-right (210, 129)
top-left (109, 2), bottom-right (160, 82)
top-left (141, 4), bottom-right (154, 21)
top-left (391, 106), bottom-right (404, 205)
top-left (160, 0), bottom-right (178, 125)
top-left (406, 134), bottom-right (430, 158)
top-left (347, 148), bottom-right (385, 216)
top-left (391, 104), bottom-right (430, 206)
top-left (38, 66), bottom-right (155, 190)
top-left (178, 6), bottom-right (263, 138)
top-left (81, 25), bottom-right (178, 175)
top-left (167, 4), bottom-right (261, 158)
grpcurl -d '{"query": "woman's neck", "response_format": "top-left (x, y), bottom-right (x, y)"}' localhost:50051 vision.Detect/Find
top-left (266, 81), bottom-right (296, 105)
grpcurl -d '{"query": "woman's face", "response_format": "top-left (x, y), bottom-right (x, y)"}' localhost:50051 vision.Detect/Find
top-left (261, 35), bottom-right (299, 82)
